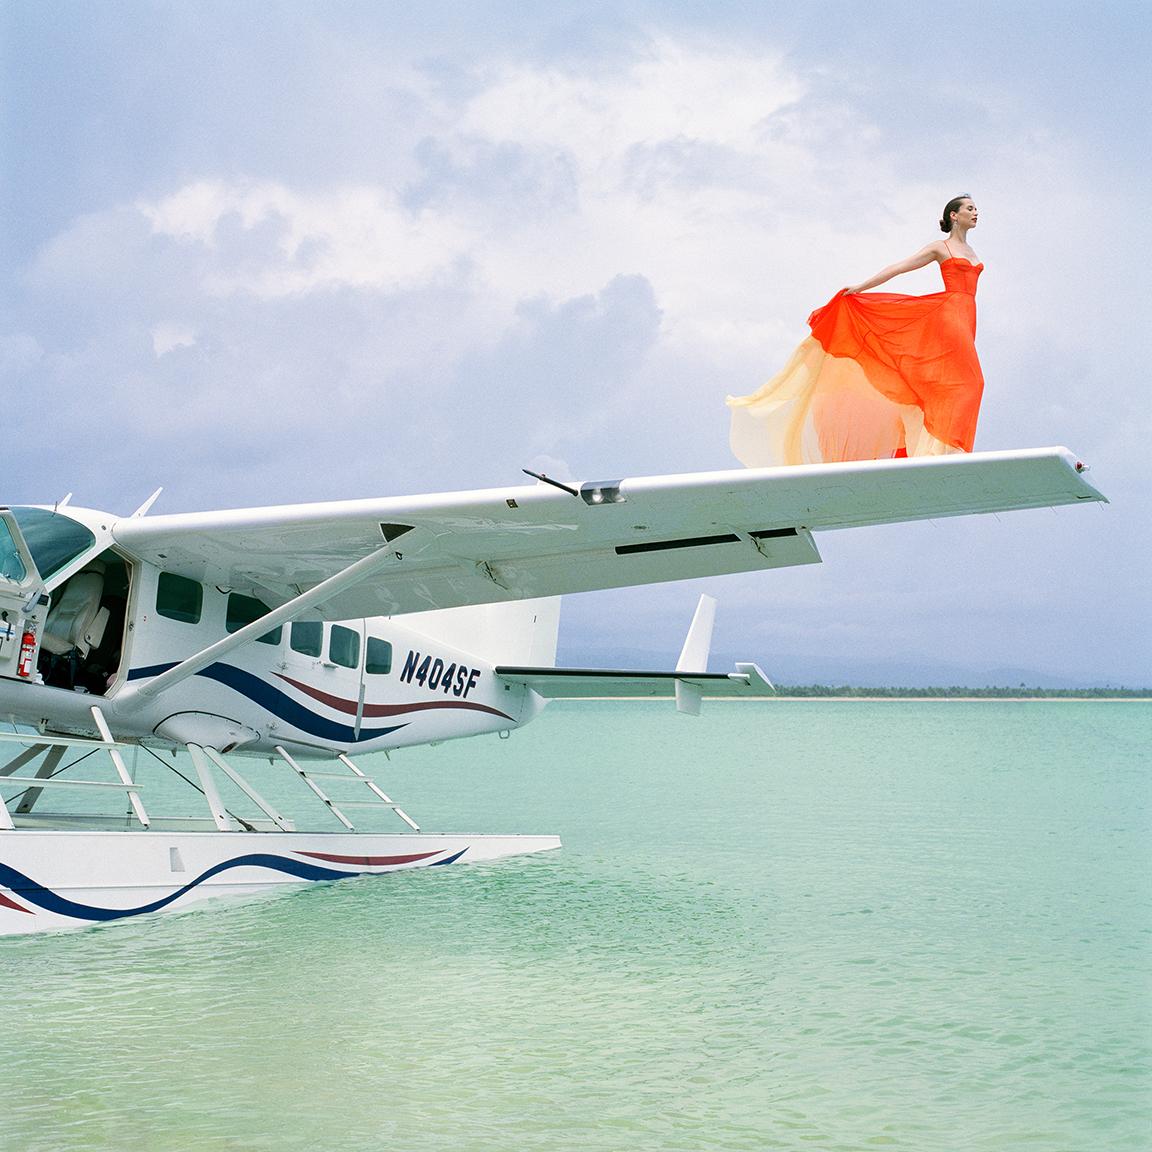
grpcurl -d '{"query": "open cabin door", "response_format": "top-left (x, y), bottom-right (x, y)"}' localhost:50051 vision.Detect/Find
top-left (0, 510), bottom-right (47, 683)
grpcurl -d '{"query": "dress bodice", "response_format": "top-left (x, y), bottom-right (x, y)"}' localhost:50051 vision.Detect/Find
top-left (940, 257), bottom-right (982, 296)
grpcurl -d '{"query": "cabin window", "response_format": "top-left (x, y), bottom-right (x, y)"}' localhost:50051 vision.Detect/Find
top-left (226, 593), bottom-right (281, 645)
top-left (329, 625), bottom-right (360, 669)
top-left (156, 572), bottom-right (202, 624)
top-left (290, 621), bottom-right (323, 657)
top-left (365, 637), bottom-right (392, 675)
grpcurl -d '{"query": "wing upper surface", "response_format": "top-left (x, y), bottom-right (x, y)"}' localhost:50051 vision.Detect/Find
top-left (110, 448), bottom-right (1104, 621)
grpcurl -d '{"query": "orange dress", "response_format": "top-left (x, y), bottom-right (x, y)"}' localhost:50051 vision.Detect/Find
top-left (727, 255), bottom-right (984, 466)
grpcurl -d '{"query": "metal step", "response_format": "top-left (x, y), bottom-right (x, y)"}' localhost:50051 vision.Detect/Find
top-left (274, 746), bottom-right (420, 832)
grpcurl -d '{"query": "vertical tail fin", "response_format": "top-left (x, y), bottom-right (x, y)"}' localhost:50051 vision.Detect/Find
top-left (674, 594), bottom-right (716, 715)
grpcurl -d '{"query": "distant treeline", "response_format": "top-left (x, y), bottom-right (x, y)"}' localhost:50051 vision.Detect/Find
top-left (771, 685), bottom-right (1150, 698)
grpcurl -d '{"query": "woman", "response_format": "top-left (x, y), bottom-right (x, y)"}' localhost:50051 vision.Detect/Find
top-left (727, 196), bottom-right (984, 466)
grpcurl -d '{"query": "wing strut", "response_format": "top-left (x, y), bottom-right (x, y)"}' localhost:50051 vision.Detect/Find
top-left (117, 539), bottom-right (408, 709)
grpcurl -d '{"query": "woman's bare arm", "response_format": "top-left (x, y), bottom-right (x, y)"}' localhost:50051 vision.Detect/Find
top-left (843, 242), bottom-right (945, 294)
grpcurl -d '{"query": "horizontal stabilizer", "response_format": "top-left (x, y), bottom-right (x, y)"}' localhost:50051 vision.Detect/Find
top-left (495, 662), bottom-right (774, 704)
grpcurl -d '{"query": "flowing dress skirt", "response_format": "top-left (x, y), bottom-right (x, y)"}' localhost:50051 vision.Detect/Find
top-left (727, 268), bottom-right (984, 467)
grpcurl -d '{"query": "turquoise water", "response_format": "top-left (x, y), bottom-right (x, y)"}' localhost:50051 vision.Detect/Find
top-left (2, 702), bottom-right (1149, 1151)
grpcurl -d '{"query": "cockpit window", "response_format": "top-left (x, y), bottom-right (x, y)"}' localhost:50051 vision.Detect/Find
top-left (0, 519), bottom-right (27, 582)
top-left (10, 507), bottom-right (96, 580)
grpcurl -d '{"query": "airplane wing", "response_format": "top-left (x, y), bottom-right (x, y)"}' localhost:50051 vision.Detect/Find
top-left (111, 448), bottom-right (1105, 622)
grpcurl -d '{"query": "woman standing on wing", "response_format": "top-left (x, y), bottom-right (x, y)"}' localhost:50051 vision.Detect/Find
top-left (727, 195), bottom-right (984, 465)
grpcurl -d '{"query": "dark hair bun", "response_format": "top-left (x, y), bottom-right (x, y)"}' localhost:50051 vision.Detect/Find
top-left (940, 194), bottom-right (971, 233)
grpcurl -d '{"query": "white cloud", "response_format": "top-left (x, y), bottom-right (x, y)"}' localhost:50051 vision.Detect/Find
top-left (127, 40), bottom-right (835, 334)
top-left (141, 181), bottom-right (475, 298)
top-left (461, 36), bottom-right (803, 159)
top-left (151, 324), bottom-right (197, 358)
top-left (120, 36), bottom-right (1020, 388)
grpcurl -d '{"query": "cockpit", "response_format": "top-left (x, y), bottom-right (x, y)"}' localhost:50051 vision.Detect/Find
top-left (0, 507), bottom-right (132, 695)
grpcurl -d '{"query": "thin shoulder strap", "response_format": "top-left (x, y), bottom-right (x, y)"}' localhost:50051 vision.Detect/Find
top-left (943, 240), bottom-right (954, 259)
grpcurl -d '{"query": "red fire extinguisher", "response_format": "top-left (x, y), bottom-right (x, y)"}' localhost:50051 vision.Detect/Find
top-left (16, 625), bottom-right (36, 679)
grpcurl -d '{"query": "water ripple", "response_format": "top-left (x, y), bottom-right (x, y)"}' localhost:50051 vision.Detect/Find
top-left (1, 702), bottom-right (1149, 1150)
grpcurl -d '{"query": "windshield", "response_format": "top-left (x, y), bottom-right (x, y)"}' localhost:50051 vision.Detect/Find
top-left (0, 518), bottom-right (27, 582)
top-left (10, 507), bottom-right (96, 580)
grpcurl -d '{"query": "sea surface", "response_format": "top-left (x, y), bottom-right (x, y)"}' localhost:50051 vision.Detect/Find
top-left (2, 701), bottom-right (1149, 1152)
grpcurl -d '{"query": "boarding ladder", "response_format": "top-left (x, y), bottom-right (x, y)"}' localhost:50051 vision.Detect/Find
top-left (274, 747), bottom-right (420, 832)
top-left (0, 706), bottom-right (149, 828)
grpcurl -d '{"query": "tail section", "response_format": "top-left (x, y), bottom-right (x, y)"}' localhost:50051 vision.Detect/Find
top-left (494, 595), bottom-right (774, 714)
top-left (674, 594), bottom-right (717, 715)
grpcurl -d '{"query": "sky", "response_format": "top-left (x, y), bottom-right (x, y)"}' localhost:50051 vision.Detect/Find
top-left (1, 0), bottom-right (1148, 685)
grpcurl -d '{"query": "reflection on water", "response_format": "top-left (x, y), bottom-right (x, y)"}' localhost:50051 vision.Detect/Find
top-left (2, 702), bottom-right (1149, 1150)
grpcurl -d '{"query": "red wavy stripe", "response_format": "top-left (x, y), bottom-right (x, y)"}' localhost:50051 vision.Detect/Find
top-left (273, 673), bottom-right (514, 722)
top-left (297, 850), bottom-right (442, 867)
top-left (362, 698), bottom-right (514, 720)
top-left (0, 890), bottom-right (34, 915)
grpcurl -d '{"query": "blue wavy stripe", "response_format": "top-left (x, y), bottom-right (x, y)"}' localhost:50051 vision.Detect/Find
top-left (128, 662), bottom-right (407, 744)
top-left (128, 663), bottom-right (179, 679)
top-left (0, 854), bottom-right (353, 922)
top-left (0, 847), bottom-right (468, 922)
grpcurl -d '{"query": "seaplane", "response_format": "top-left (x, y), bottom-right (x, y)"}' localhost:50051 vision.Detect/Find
top-left (0, 448), bottom-right (1105, 934)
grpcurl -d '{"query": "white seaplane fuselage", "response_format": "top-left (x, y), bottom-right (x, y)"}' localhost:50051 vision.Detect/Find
top-left (0, 504), bottom-right (568, 934)
top-left (7, 571), bottom-right (550, 758)
top-left (0, 449), bottom-right (1108, 933)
